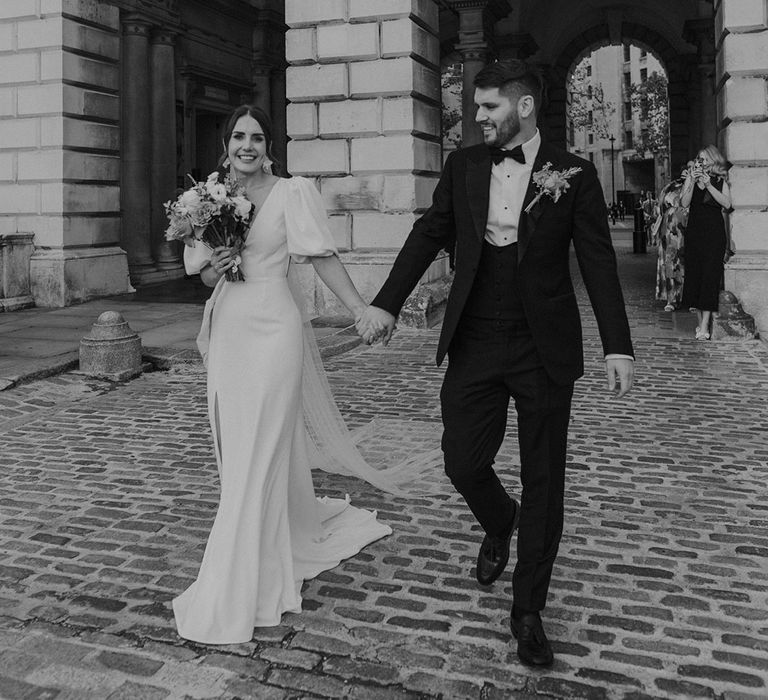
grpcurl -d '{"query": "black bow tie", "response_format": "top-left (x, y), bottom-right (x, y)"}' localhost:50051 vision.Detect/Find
top-left (489, 145), bottom-right (525, 165)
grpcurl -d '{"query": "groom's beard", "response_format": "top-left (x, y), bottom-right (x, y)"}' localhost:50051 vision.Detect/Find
top-left (482, 112), bottom-right (521, 147)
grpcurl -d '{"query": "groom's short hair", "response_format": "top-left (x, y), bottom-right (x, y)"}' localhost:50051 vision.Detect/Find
top-left (473, 59), bottom-right (546, 112)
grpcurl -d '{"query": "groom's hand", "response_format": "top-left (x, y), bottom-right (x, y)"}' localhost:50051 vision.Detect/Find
top-left (606, 357), bottom-right (634, 398)
top-left (356, 305), bottom-right (396, 346)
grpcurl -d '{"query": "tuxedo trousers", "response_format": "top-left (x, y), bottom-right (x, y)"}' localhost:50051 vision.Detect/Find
top-left (440, 316), bottom-right (574, 612)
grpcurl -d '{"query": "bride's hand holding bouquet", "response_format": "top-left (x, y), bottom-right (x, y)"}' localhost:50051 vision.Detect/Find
top-left (164, 171), bottom-right (255, 281)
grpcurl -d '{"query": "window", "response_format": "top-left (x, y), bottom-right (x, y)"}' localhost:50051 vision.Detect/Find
top-left (623, 44), bottom-right (631, 62)
top-left (569, 121), bottom-right (575, 146)
top-left (640, 68), bottom-right (648, 82)
top-left (588, 110), bottom-right (593, 125)
top-left (589, 152), bottom-right (595, 162)
top-left (586, 65), bottom-right (592, 77)
top-left (625, 130), bottom-right (633, 149)
top-left (587, 85), bottom-right (593, 99)
top-left (624, 101), bottom-right (632, 121)
top-left (624, 72), bottom-right (631, 93)
top-left (640, 49), bottom-right (647, 58)
top-left (588, 133), bottom-right (594, 145)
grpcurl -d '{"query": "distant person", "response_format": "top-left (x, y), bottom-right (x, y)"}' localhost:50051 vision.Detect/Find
top-left (609, 202), bottom-right (618, 225)
top-left (680, 145), bottom-right (732, 340)
top-left (653, 167), bottom-right (689, 311)
top-left (642, 193), bottom-right (657, 247)
top-left (618, 200), bottom-right (625, 221)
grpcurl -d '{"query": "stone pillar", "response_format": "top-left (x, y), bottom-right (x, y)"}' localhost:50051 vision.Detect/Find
top-left (150, 29), bottom-right (182, 272)
top-left (285, 0), bottom-right (446, 322)
top-left (0, 233), bottom-right (34, 311)
top-left (121, 16), bottom-right (155, 280)
top-left (0, 0), bottom-right (130, 307)
top-left (454, 1), bottom-right (488, 147)
top-left (716, 0), bottom-right (768, 336)
top-left (684, 18), bottom-right (717, 150)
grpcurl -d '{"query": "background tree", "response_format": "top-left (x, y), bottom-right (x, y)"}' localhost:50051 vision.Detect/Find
top-left (567, 57), bottom-right (615, 139)
top-left (441, 61), bottom-right (463, 149)
top-left (629, 71), bottom-right (669, 157)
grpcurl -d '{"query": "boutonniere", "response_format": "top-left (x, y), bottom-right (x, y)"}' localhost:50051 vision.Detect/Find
top-left (524, 162), bottom-right (582, 214)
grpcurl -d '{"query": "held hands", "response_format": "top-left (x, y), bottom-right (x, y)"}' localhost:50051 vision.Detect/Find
top-left (606, 357), bottom-right (634, 399)
top-left (355, 305), bottom-right (396, 346)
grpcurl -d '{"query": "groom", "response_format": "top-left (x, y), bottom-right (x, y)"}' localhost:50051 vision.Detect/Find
top-left (358, 59), bottom-right (634, 667)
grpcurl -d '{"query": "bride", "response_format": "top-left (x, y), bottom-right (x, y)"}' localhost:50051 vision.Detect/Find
top-left (173, 104), bottom-right (439, 644)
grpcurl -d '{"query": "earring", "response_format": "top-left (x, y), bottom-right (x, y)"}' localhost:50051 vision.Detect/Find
top-left (262, 158), bottom-right (273, 174)
top-left (223, 157), bottom-right (230, 168)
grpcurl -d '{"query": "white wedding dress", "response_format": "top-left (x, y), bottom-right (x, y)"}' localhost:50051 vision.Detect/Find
top-left (173, 177), bottom-right (395, 644)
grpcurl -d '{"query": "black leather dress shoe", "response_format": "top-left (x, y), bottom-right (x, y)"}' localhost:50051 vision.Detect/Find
top-left (510, 610), bottom-right (554, 667)
top-left (475, 499), bottom-right (520, 586)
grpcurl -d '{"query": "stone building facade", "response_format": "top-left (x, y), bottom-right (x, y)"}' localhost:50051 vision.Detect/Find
top-left (1, 0), bottom-right (767, 335)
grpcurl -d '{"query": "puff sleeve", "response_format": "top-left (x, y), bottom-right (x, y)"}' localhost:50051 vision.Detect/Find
top-left (183, 241), bottom-right (212, 275)
top-left (285, 177), bottom-right (338, 263)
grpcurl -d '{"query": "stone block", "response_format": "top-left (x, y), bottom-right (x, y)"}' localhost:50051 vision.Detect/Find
top-left (16, 213), bottom-right (120, 247)
top-left (41, 51), bottom-right (119, 90)
top-left (351, 211), bottom-right (416, 248)
top-left (48, 117), bottom-right (119, 150)
top-left (17, 17), bottom-right (62, 49)
top-left (30, 245), bottom-right (131, 307)
top-left (729, 166), bottom-right (768, 208)
top-left (63, 86), bottom-right (119, 120)
top-left (288, 139), bottom-right (348, 175)
top-left (18, 150), bottom-right (62, 180)
top-left (286, 102), bottom-right (317, 139)
top-left (0, 53), bottom-right (39, 83)
top-left (724, 254), bottom-right (768, 337)
top-left (17, 84), bottom-right (63, 115)
top-left (349, 0), bottom-right (438, 28)
top-left (0, 88), bottom-right (15, 116)
top-left (62, 18), bottom-right (119, 59)
top-left (287, 64), bottom-right (348, 102)
top-left (42, 0), bottom-right (120, 30)
top-left (381, 18), bottom-right (439, 66)
top-left (350, 57), bottom-right (439, 102)
top-left (285, 0), bottom-right (347, 28)
top-left (351, 135), bottom-right (440, 174)
top-left (0, 152), bottom-right (15, 181)
top-left (721, 0), bottom-right (767, 32)
top-left (382, 174), bottom-right (437, 211)
top-left (729, 209), bottom-right (768, 251)
top-left (319, 99), bottom-right (379, 137)
top-left (0, 232), bottom-right (34, 307)
top-left (724, 121), bottom-right (768, 161)
top-left (0, 0), bottom-right (37, 21)
top-left (722, 32), bottom-right (768, 75)
top-left (382, 96), bottom-right (440, 136)
top-left (0, 184), bottom-right (38, 214)
top-left (63, 152), bottom-right (119, 181)
top-left (326, 213), bottom-right (352, 250)
top-left (0, 23), bottom-right (14, 50)
top-left (286, 27), bottom-right (315, 64)
top-left (723, 77), bottom-right (768, 120)
top-left (317, 22), bottom-right (378, 62)
top-left (319, 175), bottom-right (384, 211)
top-left (60, 183), bottom-right (120, 213)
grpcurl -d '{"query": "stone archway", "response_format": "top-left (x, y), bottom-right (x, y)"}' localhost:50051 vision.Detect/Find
top-left (546, 24), bottom-right (691, 177)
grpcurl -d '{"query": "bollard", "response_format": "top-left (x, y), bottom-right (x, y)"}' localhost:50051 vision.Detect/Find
top-left (79, 311), bottom-right (143, 381)
top-left (712, 291), bottom-right (757, 341)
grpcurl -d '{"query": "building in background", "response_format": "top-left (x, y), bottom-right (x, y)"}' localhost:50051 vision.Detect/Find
top-left (1, 0), bottom-right (767, 337)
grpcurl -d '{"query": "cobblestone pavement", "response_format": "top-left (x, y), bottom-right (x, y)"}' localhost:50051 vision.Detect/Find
top-left (1, 250), bottom-right (767, 699)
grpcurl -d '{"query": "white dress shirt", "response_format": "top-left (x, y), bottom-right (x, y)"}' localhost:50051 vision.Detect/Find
top-left (485, 129), bottom-right (541, 246)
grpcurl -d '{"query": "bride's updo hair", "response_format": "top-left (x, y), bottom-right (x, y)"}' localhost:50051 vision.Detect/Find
top-left (219, 104), bottom-right (284, 176)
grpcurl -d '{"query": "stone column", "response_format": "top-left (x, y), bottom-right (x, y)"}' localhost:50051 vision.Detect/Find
top-left (454, 1), bottom-right (488, 147)
top-left (121, 16), bottom-right (155, 279)
top-left (717, 0), bottom-right (768, 335)
top-left (684, 18), bottom-right (717, 150)
top-left (285, 0), bottom-right (445, 323)
top-left (150, 29), bottom-right (182, 272)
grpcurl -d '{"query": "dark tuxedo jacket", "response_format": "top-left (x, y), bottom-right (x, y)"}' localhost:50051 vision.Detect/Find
top-left (372, 140), bottom-right (634, 386)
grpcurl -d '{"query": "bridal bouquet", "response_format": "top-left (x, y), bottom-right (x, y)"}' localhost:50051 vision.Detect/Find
top-left (164, 171), bottom-right (254, 281)
top-left (524, 162), bottom-right (582, 213)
